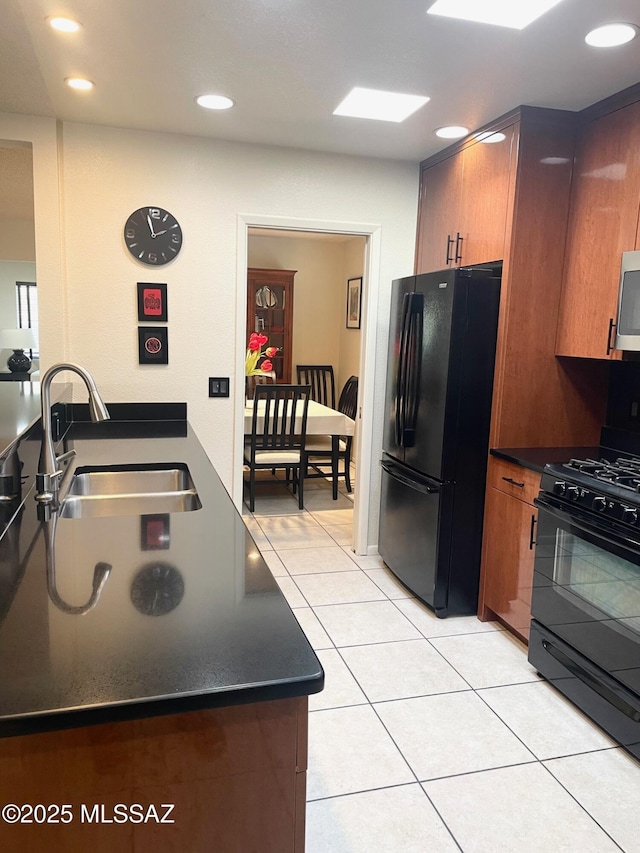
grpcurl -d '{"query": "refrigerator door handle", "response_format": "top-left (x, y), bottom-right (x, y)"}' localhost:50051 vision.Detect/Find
top-left (380, 459), bottom-right (439, 495)
top-left (395, 292), bottom-right (423, 448)
top-left (395, 293), bottom-right (412, 447)
top-left (403, 297), bottom-right (423, 447)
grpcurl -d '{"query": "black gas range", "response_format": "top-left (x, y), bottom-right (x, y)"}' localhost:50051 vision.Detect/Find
top-left (529, 438), bottom-right (640, 759)
top-left (542, 452), bottom-right (640, 529)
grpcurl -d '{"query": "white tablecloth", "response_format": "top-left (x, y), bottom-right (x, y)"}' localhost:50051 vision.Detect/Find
top-left (244, 399), bottom-right (355, 436)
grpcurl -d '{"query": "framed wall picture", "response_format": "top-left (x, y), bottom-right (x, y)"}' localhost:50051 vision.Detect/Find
top-left (346, 276), bottom-right (362, 329)
top-left (137, 282), bottom-right (167, 322)
top-left (140, 514), bottom-right (171, 550)
top-left (138, 326), bottom-right (169, 364)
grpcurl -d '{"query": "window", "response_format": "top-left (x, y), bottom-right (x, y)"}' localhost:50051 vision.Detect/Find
top-left (15, 282), bottom-right (38, 358)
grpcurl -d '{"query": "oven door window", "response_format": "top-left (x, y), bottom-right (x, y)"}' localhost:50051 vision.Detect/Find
top-left (531, 503), bottom-right (640, 695)
top-left (554, 530), bottom-right (640, 625)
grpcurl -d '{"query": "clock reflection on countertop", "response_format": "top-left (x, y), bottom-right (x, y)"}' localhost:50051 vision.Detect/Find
top-left (131, 562), bottom-right (185, 616)
top-left (124, 206), bottom-right (182, 266)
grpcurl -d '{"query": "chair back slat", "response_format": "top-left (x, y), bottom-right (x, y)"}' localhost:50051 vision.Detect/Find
top-left (338, 375), bottom-right (358, 420)
top-left (296, 365), bottom-right (336, 409)
top-left (250, 384), bottom-right (310, 455)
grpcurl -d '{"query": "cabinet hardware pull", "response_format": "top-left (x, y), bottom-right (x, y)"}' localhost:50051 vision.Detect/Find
top-left (454, 232), bottom-right (463, 263)
top-left (606, 318), bottom-right (617, 355)
top-left (529, 514), bottom-right (537, 550)
top-left (445, 235), bottom-right (455, 265)
top-left (502, 476), bottom-right (524, 488)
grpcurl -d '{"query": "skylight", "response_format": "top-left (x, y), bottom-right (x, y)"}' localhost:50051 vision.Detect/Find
top-left (426, 0), bottom-right (564, 30)
top-left (333, 88), bottom-right (430, 123)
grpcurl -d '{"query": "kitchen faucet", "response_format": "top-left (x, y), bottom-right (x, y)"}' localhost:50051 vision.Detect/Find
top-left (35, 362), bottom-right (110, 504)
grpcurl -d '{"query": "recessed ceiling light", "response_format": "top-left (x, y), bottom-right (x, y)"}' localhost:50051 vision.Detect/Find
top-left (65, 78), bottom-right (94, 91)
top-left (196, 94), bottom-right (235, 110)
top-left (427, 0), bottom-right (564, 30)
top-left (435, 125), bottom-right (469, 139)
top-left (585, 23), bottom-right (637, 47)
top-left (47, 16), bottom-right (81, 33)
top-left (333, 87), bottom-right (429, 123)
top-left (475, 131), bottom-right (506, 143)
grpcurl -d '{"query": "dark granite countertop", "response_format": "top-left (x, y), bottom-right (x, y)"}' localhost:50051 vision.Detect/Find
top-left (490, 446), bottom-right (603, 474)
top-left (0, 410), bottom-right (323, 737)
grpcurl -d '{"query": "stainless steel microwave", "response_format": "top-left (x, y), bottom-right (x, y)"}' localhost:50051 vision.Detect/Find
top-left (616, 250), bottom-right (640, 350)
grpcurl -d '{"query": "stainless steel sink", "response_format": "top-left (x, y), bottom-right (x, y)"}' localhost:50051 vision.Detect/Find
top-left (60, 463), bottom-right (202, 518)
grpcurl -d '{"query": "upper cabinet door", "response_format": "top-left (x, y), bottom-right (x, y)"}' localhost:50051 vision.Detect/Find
top-left (556, 101), bottom-right (640, 359)
top-left (414, 127), bottom-right (515, 274)
top-left (415, 154), bottom-right (462, 274)
top-left (456, 126), bottom-right (515, 268)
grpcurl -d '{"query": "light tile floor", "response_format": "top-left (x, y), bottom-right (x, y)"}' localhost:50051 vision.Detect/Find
top-left (242, 471), bottom-right (640, 853)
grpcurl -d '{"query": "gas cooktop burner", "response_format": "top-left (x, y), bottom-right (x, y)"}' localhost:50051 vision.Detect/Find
top-left (564, 455), bottom-right (640, 494)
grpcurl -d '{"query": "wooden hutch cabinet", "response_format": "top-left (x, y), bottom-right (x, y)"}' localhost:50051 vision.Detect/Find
top-left (247, 268), bottom-right (296, 383)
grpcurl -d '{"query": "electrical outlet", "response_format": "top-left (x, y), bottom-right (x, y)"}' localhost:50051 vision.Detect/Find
top-left (208, 377), bottom-right (229, 398)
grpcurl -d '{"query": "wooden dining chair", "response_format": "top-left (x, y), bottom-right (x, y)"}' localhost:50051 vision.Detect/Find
top-left (243, 384), bottom-right (311, 512)
top-left (296, 365), bottom-right (336, 409)
top-left (304, 375), bottom-right (358, 493)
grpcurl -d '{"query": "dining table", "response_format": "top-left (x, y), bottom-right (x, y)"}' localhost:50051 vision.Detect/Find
top-left (244, 398), bottom-right (356, 499)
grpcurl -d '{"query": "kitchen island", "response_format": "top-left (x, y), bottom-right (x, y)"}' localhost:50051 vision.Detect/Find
top-left (0, 393), bottom-right (323, 852)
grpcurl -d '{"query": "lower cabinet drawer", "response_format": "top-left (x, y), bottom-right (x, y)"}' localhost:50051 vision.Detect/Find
top-left (487, 456), bottom-right (541, 503)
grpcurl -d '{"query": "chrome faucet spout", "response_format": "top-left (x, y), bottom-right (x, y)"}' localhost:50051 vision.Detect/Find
top-left (42, 509), bottom-right (112, 614)
top-left (36, 363), bottom-right (110, 504)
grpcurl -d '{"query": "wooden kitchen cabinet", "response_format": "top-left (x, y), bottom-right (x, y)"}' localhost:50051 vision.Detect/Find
top-left (415, 153), bottom-right (462, 273)
top-left (415, 125), bottom-right (514, 274)
top-left (247, 267), bottom-right (296, 383)
top-left (478, 457), bottom-right (541, 643)
top-left (417, 106), bottom-right (608, 449)
top-left (556, 99), bottom-right (640, 359)
top-left (0, 697), bottom-right (309, 852)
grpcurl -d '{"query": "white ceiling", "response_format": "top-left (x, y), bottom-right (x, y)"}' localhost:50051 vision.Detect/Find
top-left (1, 0), bottom-right (640, 163)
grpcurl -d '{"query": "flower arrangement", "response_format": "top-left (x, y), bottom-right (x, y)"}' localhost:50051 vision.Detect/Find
top-left (245, 332), bottom-right (279, 376)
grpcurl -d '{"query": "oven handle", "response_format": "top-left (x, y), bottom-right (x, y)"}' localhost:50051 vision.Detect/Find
top-left (541, 638), bottom-right (640, 723)
top-left (534, 494), bottom-right (640, 551)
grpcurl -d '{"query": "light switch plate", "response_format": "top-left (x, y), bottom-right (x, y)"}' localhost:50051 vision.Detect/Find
top-left (208, 377), bottom-right (229, 398)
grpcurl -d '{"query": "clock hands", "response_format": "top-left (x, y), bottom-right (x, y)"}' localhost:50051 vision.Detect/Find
top-left (146, 214), bottom-right (168, 239)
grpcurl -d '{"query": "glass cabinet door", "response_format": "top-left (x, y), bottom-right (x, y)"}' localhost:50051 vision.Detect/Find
top-left (247, 268), bottom-right (296, 383)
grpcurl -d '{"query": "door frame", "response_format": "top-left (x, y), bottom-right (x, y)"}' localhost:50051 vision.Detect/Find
top-left (234, 213), bottom-right (382, 556)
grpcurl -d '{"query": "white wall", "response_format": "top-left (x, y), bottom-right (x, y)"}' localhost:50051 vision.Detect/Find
top-left (0, 113), bottom-right (418, 550)
top-left (0, 221), bottom-right (35, 261)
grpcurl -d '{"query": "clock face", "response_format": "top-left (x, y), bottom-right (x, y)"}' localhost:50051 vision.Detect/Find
top-left (124, 206), bottom-right (182, 266)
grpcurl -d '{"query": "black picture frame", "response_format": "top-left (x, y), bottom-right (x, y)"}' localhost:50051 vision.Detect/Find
top-left (346, 277), bottom-right (362, 329)
top-left (140, 514), bottom-right (171, 550)
top-left (138, 326), bottom-right (168, 364)
top-left (137, 282), bottom-right (167, 322)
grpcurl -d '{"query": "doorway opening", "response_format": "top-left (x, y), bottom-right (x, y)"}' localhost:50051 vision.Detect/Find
top-left (234, 214), bottom-right (382, 556)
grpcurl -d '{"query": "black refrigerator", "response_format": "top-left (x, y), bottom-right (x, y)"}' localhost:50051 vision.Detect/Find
top-left (379, 266), bottom-right (501, 617)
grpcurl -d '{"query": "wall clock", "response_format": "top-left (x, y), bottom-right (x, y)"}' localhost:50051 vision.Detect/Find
top-left (124, 206), bottom-right (182, 266)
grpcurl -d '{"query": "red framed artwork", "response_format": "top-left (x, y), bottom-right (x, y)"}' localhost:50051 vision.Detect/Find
top-left (137, 282), bottom-right (168, 322)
